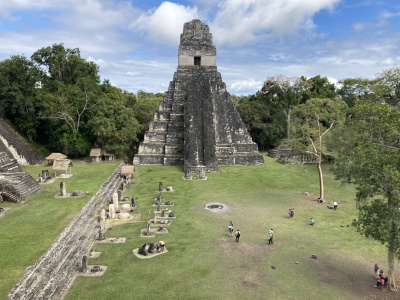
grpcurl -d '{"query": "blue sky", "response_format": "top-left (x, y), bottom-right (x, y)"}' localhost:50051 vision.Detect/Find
top-left (1, 0), bottom-right (400, 95)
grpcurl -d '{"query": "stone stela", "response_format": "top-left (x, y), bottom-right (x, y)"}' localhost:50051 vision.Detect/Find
top-left (133, 19), bottom-right (263, 174)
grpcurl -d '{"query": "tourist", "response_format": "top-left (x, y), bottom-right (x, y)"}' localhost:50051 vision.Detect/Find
top-left (333, 201), bottom-right (338, 210)
top-left (228, 221), bottom-right (234, 237)
top-left (268, 229), bottom-right (274, 244)
top-left (290, 208), bottom-right (295, 218)
top-left (235, 229), bottom-right (241, 242)
top-left (374, 277), bottom-right (385, 288)
top-left (310, 218), bottom-right (315, 226)
top-left (288, 208), bottom-right (291, 218)
top-left (379, 270), bottom-right (388, 284)
top-left (374, 263), bottom-right (380, 278)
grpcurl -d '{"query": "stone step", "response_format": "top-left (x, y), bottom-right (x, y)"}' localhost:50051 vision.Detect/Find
top-left (0, 119), bottom-right (44, 165)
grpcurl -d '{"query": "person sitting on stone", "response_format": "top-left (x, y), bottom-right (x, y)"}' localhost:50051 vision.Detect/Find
top-left (374, 277), bottom-right (385, 288)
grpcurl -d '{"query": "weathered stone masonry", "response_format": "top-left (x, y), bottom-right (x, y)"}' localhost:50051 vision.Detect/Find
top-left (133, 19), bottom-right (263, 172)
top-left (7, 163), bottom-right (125, 300)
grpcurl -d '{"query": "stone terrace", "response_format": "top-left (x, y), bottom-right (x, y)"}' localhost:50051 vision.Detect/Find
top-left (7, 163), bottom-right (125, 299)
top-left (0, 152), bottom-right (41, 202)
top-left (0, 118), bottom-right (44, 165)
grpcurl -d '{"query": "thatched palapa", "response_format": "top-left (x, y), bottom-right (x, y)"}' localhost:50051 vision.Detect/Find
top-left (52, 159), bottom-right (72, 177)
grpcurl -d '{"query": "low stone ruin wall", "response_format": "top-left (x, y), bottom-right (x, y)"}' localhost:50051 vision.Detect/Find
top-left (7, 163), bottom-right (125, 300)
top-left (268, 149), bottom-right (334, 164)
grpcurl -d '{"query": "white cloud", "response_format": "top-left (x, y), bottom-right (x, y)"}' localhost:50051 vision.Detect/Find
top-left (129, 2), bottom-right (199, 45)
top-left (209, 0), bottom-right (340, 46)
top-left (381, 58), bottom-right (395, 65)
top-left (230, 78), bottom-right (263, 94)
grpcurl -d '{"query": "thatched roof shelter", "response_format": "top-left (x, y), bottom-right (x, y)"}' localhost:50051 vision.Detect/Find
top-left (46, 153), bottom-right (67, 165)
top-left (90, 148), bottom-right (101, 157)
top-left (121, 165), bottom-right (135, 176)
top-left (46, 153), bottom-right (67, 160)
top-left (52, 159), bottom-right (72, 177)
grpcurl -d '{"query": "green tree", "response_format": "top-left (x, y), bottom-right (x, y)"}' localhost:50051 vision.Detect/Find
top-left (37, 77), bottom-right (100, 133)
top-left (307, 75), bottom-right (336, 99)
top-left (88, 82), bottom-right (140, 157)
top-left (376, 67), bottom-right (400, 99)
top-left (0, 55), bottom-right (43, 140)
top-left (236, 97), bottom-right (270, 147)
top-left (258, 75), bottom-right (312, 141)
top-left (338, 77), bottom-right (391, 107)
top-left (31, 43), bottom-right (99, 85)
top-left (133, 90), bottom-right (164, 141)
top-left (291, 98), bottom-right (347, 200)
top-left (332, 101), bottom-right (400, 290)
top-left (31, 44), bottom-right (101, 134)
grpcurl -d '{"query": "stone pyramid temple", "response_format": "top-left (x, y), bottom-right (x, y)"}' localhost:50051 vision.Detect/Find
top-left (133, 19), bottom-right (264, 172)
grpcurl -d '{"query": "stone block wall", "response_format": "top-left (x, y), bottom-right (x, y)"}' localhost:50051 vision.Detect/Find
top-left (7, 163), bottom-right (125, 299)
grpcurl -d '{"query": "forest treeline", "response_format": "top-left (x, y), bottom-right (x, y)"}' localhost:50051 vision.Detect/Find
top-left (1, 43), bottom-right (399, 156)
top-left (0, 43), bottom-right (163, 159)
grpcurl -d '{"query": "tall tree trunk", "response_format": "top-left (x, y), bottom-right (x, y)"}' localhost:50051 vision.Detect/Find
top-left (387, 195), bottom-right (398, 291)
top-left (387, 250), bottom-right (397, 290)
top-left (283, 110), bottom-right (291, 141)
top-left (317, 155), bottom-right (324, 200)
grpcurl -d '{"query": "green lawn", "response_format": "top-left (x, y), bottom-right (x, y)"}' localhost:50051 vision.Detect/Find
top-left (0, 160), bottom-right (120, 300)
top-left (0, 157), bottom-right (393, 299)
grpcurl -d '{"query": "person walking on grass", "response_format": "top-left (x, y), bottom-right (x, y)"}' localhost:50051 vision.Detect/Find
top-left (310, 218), bottom-right (315, 226)
top-left (228, 221), bottom-right (234, 237)
top-left (268, 229), bottom-right (274, 244)
top-left (235, 229), bottom-right (241, 242)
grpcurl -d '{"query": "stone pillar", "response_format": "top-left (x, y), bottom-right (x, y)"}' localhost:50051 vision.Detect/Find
top-left (100, 209), bottom-right (106, 222)
top-left (199, 168), bottom-right (206, 179)
top-left (81, 255), bottom-right (87, 273)
top-left (146, 222), bottom-right (150, 236)
top-left (184, 170), bottom-right (191, 179)
top-left (60, 181), bottom-right (67, 196)
top-left (117, 190), bottom-right (122, 201)
top-left (97, 228), bottom-right (105, 240)
top-left (109, 204), bottom-right (115, 219)
top-left (41, 170), bottom-right (49, 179)
top-left (112, 193), bottom-right (118, 210)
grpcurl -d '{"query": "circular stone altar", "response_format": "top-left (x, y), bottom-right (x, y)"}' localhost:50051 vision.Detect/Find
top-left (204, 202), bottom-right (230, 213)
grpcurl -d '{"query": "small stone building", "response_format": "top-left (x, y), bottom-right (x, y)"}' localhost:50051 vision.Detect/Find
top-left (102, 150), bottom-right (115, 161)
top-left (90, 148), bottom-right (102, 162)
top-left (90, 148), bottom-right (115, 162)
top-left (52, 159), bottom-right (72, 177)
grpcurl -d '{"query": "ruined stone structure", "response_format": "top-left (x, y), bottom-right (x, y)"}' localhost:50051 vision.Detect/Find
top-left (133, 19), bottom-right (263, 172)
top-left (0, 152), bottom-right (41, 202)
top-left (268, 146), bottom-right (334, 164)
top-left (0, 118), bottom-right (44, 165)
top-left (7, 163), bottom-right (125, 299)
